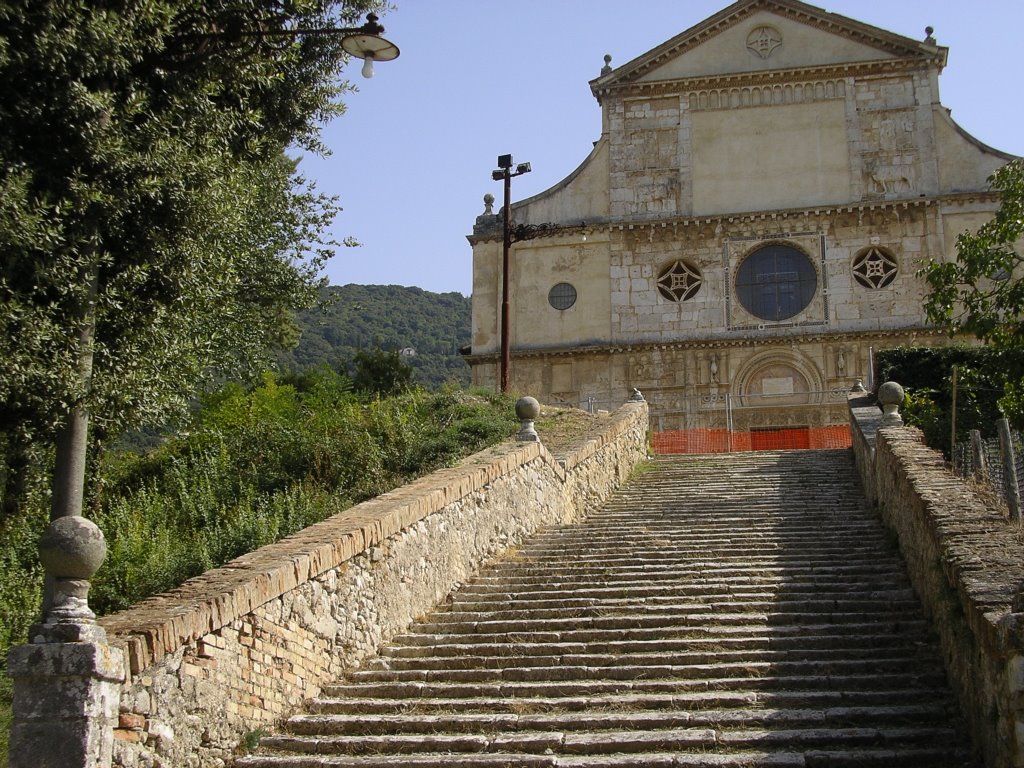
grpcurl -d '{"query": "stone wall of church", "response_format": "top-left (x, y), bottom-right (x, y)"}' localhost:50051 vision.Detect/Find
top-left (470, 328), bottom-right (950, 430)
top-left (467, 4), bottom-right (1010, 415)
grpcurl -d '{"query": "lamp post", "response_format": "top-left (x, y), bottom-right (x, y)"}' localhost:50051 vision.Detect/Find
top-left (43, 8), bottom-right (401, 617)
top-left (491, 154), bottom-right (532, 393)
top-left (169, 12), bottom-right (400, 77)
top-left (8, 13), bottom-right (401, 768)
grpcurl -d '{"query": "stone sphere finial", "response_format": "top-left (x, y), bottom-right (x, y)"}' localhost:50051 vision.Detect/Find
top-left (483, 193), bottom-right (495, 215)
top-left (515, 396), bottom-right (540, 442)
top-left (877, 381), bottom-right (905, 427)
top-left (39, 516), bottom-right (106, 580)
top-left (38, 516), bottom-right (107, 623)
top-left (601, 54), bottom-right (613, 76)
top-left (629, 388), bottom-right (645, 402)
top-left (924, 26), bottom-right (936, 44)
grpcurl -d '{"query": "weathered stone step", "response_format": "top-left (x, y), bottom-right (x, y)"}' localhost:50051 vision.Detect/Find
top-left (456, 575), bottom-right (914, 595)
top-left (391, 619), bottom-right (936, 647)
top-left (450, 585), bottom-right (916, 604)
top-left (380, 632), bottom-right (931, 658)
top-left (257, 724), bottom-right (961, 756)
top-left (346, 654), bottom-right (943, 684)
top-left (239, 450), bottom-right (977, 767)
top-left (286, 703), bottom-right (954, 736)
top-left (479, 558), bottom-right (907, 576)
top-left (518, 525), bottom-right (885, 539)
top-left (366, 645), bottom-right (938, 672)
top-left (411, 609), bottom-right (923, 635)
top-left (322, 671), bottom-right (950, 699)
top-left (236, 749), bottom-right (975, 767)
top-left (470, 563), bottom-right (914, 582)
top-left (430, 597), bottom-right (922, 623)
top-left (309, 687), bottom-right (960, 715)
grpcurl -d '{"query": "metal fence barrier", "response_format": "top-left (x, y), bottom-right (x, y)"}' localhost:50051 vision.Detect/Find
top-left (952, 419), bottom-right (1023, 519)
top-left (549, 389), bottom-right (853, 455)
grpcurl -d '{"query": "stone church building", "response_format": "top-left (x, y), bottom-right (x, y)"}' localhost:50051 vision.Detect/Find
top-left (465, 0), bottom-right (1013, 445)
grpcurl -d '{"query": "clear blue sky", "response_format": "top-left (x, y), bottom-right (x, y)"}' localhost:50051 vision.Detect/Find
top-left (299, 2), bottom-right (1024, 296)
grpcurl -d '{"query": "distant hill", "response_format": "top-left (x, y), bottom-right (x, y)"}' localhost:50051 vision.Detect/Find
top-left (278, 284), bottom-right (473, 389)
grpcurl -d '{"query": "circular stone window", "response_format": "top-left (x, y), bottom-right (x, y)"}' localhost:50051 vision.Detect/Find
top-left (548, 282), bottom-right (577, 310)
top-left (735, 244), bottom-right (817, 322)
top-left (852, 246), bottom-right (898, 289)
top-left (656, 260), bottom-right (703, 302)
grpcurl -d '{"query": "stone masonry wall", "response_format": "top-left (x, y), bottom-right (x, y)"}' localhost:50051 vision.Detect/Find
top-left (849, 397), bottom-right (1024, 768)
top-left (99, 399), bottom-right (649, 768)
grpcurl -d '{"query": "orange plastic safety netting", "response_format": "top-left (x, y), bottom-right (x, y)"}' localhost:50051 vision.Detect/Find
top-left (651, 424), bottom-right (852, 454)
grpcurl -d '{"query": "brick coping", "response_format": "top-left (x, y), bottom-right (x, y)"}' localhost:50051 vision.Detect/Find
top-left (98, 400), bottom-right (648, 675)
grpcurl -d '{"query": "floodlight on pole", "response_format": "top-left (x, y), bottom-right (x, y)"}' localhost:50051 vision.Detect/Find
top-left (492, 153), bottom-right (532, 393)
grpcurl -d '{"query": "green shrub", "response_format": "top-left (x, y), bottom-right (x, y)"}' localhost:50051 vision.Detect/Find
top-left (0, 374), bottom-right (520, 755)
top-left (876, 346), bottom-right (1024, 453)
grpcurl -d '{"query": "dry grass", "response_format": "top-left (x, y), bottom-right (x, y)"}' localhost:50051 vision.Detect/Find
top-left (535, 405), bottom-right (613, 455)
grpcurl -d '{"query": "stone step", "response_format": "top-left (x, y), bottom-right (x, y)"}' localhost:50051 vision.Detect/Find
top-left (345, 655), bottom-right (944, 684)
top-left (428, 598), bottom-right (923, 623)
top-left (239, 450), bottom-right (978, 767)
top-left (236, 748), bottom-right (976, 766)
top-left (256, 724), bottom-right (961, 756)
top-left (467, 564), bottom-right (914, 583)
top-left (366, 645), bottom-right (939, 671)
top-left (286, 703), bottom-right (954, 736)
top-left (322, 671), bottom-right (950, 699)
top-left (389, 619), bottom-right (936, 647)
top-left (308, 687), bottom-right (960, 715)
top-left (380, 632), bottom-right (933, 658)
top-left (410, 610), bottom-right (923, 635)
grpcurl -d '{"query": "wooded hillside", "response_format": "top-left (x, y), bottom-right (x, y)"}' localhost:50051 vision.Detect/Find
top-left (278, 284), bottom-right (472, 389)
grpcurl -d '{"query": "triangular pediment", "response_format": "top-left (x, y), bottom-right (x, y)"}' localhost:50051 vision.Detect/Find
top-left (592, 0), bottom-right (946, 92)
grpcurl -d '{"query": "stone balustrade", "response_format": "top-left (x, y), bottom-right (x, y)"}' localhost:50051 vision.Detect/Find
top-left (849, 387), bottom-right (1024, 768)
top-left (89, 397), bottom-right (648, 767)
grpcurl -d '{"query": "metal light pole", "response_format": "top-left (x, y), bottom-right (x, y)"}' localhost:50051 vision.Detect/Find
top-left (41, 10), bottom-right (401, 615)
top-left (169, 13), bottom-right (400, 76)
top-left (8, 15), bottom-right (401, 768)
top-left (492, 154), bottom-right (531, 392)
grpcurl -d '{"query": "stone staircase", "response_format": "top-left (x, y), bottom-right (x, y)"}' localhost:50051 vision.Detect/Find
top-left (236, 449), bottom-right (978, 767)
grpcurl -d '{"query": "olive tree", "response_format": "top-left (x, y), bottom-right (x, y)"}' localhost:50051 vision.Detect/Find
top-left (0, 0), bottom-right (382, 521)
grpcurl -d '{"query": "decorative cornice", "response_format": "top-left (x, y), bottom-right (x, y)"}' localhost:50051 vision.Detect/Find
top-left (596, 58), bottom-right (932, 102)
top-left (463, 327), bottom-right (952, 363)
top-left (590, 0), bottom-right (946, 100)
top-left (467, 193), bottom-right (999, 245)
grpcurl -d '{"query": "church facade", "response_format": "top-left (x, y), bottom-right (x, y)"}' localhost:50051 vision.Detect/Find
top-left (465, 0), bottom-right (1013, 439)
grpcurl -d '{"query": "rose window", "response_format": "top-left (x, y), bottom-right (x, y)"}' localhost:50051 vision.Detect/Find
top-left (657, 260), bottom-right (703, 302)
top-left (735, 244), bottom-right (817, 322)
top-left (852, 247), bottom-right (898, 289)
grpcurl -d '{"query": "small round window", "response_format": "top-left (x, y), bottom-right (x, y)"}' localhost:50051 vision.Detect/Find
top-left (657, 260), bottom-right (703, 302)
top-left (852, 246), bottom-right (898, 289)
top-left (548, 282), bottom-right (577, 310)
top-left (735, 243), bottom-right (817, 322)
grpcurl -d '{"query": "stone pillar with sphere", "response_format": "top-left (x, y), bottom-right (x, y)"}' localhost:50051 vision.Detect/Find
top-left (7, 515), bottom-right (124, 768)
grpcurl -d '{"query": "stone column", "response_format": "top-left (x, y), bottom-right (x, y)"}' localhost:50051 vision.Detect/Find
top-left (7, 515), bottom-right (124, 768)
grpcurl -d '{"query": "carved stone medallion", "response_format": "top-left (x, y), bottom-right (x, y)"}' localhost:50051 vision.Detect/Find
top-left (747, 26), bottom-right (782, 59)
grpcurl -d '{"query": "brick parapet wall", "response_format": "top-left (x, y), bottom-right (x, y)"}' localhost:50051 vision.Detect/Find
top-left (848, 396), bottom-right (1024, 768)
top-left (102, 399), bottom-right (649, 767)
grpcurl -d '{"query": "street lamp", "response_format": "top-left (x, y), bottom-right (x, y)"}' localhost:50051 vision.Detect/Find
top-left (169, 12), bottom-right (400, 77)
top-left (46, 8), bottom-right (402, 605)
top-left (38, 5), bottom-right (402, 646)
top-left (492, 154), bottom-right (532, 393)
top-left (7, 11), bottom-right (402, 768)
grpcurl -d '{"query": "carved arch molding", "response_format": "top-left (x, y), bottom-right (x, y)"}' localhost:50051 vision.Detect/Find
top-left (734, 349), bottom-right (825, 407)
